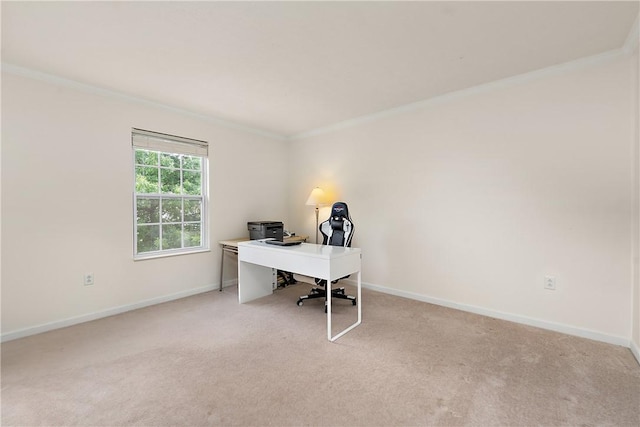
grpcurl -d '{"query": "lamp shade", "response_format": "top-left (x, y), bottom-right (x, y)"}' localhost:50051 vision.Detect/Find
top-left (305, 187), bottom-right (326, 207)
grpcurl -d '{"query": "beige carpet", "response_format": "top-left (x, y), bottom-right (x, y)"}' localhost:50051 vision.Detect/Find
top-left (2, 282), bottom-right (639, 426)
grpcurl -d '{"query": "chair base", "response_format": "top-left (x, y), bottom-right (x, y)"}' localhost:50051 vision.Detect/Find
top-left (297, 286), bottom-right (357, 312)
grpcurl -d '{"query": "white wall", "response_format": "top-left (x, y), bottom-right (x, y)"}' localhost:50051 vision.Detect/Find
top-left (289, 54), bottom-right (636, 344)
top-left (1, 71), bottom-right (290, 338)
top-left (2, 52), bottom-right (637, 350)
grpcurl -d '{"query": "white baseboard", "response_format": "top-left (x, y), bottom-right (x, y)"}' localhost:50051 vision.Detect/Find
top-left (631, 340), bottom-right (640, 366)
top-left (344, 279), bottom-right (631, 348)
top-left (1, 284), bottom-right (217, 343)
top-left (4, 278), bottom-right (636, 359)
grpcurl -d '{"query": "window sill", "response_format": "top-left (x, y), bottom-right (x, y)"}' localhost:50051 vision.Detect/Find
top-left (134, 248), bottom-right (211, 261)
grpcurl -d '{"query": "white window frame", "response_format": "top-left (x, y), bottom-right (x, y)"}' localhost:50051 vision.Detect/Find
top-left (132, 128), bottom-right (209, 260)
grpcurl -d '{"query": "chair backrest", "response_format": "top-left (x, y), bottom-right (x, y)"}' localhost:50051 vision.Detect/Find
top-left (319, 202), bottom-right (354, 247)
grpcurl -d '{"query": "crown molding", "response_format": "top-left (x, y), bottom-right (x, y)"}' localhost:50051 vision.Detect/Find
top-left (290, 48), bottom-right (628, 141)
top-left (1, 62), bottom-right (288, 142)
top-left (3, 35), bottom-right (636, 144)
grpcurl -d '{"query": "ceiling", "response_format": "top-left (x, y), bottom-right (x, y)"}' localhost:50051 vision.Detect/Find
top-left (2, 1), bottom-right (638, 138)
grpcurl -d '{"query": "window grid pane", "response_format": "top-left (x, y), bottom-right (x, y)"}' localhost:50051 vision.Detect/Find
top-left (184, 223), bottom-right (202, 248)
top-left (137, 198), bottom-right (160, 224)
top-left (137, 224), bottom-right (160, 253)
top-left (134, 145), bottom-right (207, 257)
top-left (160, 168), bottom-right (181, 194)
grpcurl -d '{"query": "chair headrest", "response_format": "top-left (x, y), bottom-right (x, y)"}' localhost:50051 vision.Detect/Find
top-left (330, 202), bottom-right (350, 220)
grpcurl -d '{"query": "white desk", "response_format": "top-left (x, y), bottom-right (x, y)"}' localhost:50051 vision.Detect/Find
top-left (218, 235), bottom-right (307, 291)
top-left (238, 240), bottom-right (362, 342)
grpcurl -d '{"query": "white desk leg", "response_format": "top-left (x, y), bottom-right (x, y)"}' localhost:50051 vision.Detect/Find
top-left (327, 277), bottom-right (332, 341)
top-left (238, 260), bottom-right (276, 303)
top-left (329, 270), bottom-right (362, 342)
top-left (357, 270), bottom-right (362, 324)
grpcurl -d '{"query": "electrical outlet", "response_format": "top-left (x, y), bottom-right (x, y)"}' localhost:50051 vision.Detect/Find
top-left (544, 276), bottom-right (556, 290)
top-left (84, 273), bottom-right (94, 286)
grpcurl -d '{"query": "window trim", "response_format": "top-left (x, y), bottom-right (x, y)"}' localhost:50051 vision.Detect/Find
top-left (132, 129), bottom-right (209, 260)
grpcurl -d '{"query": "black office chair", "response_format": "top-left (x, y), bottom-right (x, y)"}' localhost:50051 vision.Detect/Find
top-left (297, 202), bottom-right (357, 311)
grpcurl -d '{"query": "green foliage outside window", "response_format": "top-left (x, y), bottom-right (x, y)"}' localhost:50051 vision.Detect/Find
top-left (134, 148), bottom-right (205, 256)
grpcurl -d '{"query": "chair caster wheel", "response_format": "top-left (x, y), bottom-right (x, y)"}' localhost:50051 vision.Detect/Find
top-left (352, 300), bottom-right (357, 306)
top-left (297, 300), bottom-right (304, 306)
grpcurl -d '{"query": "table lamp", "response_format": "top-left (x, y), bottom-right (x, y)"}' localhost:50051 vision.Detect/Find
top-left (306, 187), bottom-right (326, 243)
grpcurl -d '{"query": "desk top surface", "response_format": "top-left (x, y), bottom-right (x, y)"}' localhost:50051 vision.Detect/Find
top-left (238, 239), bottom-right (361, 259)
top-left (219, 235), bottom-right (307, 248)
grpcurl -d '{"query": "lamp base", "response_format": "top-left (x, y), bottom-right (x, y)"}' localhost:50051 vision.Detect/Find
top-left (315, 207), bottom-right (319, 244)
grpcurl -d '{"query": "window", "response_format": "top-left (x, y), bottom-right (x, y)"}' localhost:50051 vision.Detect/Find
top-left (132, 128), bottom-right (209, 259)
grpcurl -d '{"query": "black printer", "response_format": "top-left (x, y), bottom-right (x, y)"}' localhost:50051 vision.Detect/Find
top-left (247, 221), bottom-right (284, 242)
